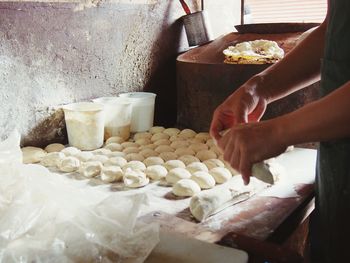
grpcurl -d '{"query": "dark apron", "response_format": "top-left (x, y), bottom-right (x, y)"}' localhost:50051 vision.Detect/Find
top-left (311, 0), bottom-right (350, 262)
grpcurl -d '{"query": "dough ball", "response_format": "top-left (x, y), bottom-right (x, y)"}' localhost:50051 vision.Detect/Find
top-left (191, 171), bottom-right (216, 189)
top-left (61, 146), bottom-right (80, 157)
top-left (174, 148), bottom-right (195, 156)
top-left (149, 126), bottom-right (165, 134)
top-left (145, 165), bottom-right (168, 180)
top-left (166, 167), bottom-right (192, 185)
top-left (139, 144), bottom-right (157, 150)
top-left (210, 146), bottom-right (222, 156)
top-left (105, 136), bottom-right (124, 145)
top-left (45, 143), bottom-right (65, 153)
top-left (170, 141), bottom-right (190, 149)
top-left (189, 138), bottom-right (205, 144)
top-left (135, 138), bottom-right (151, 146)
top-left (169, 135), bottom-right (180, 142)
top-left (189, 143), bottom-right (208, 153)
top-left (121, 141), bottom-right (139, 148)
top-left (75, 151), bottom-right (94, 162)
top-left (179, 129), bottom-right (196, 139)
top-left (159, 152), bottom-right (178, 162)
top-left (172, 179), bottom-right (201, 197)
top-left (209, 167), bottom-right (232, 184)
top-left (196, 150), bottom-right (217, 162)
top-left (151, 133), bottom-right (170, 142)
top-left (22, 146), bottom-right (47, 164)
top-left (155, 145), bottom-right (174, 154)
top-left (40, 152), bottom-right (65, 167)
top-left (123, 160), bottom-right (146, 171)
top-left (105, 156), bottom-right (127, 167)
top-left (126, 153), bottom-right (145, 162)
top-left (195, 132), bottom-right (211, 142)
top-left (179, 155), bottom-right (200, 166)
top-left (103, 143), bottom-right (123, 152)
top-left (123, 168), bottom-right (149, 188)
top-left (79, 161), bottom-right (103, 178)
top-left (163, 128), bottom-right (180, 137)
top-left (91, 148), bottom-right (111, 155)
top-left (187, 162), bottom-right (209, 174)
top-left (123, 147), bottom-right (140, 154)
top-left (139, 149), bottom-right (158, 158)
top-left (144, 156), bottom-right (164, 167)
top-left (164, 160), bottom-right (186, 170)
top-left (206, 139), bottom-right (215, 147)
top-left (107, 151), bottom-right (126, 158)
top-left (203, 159), bottom-right (225, 170)
top-left (134, 132), bottom-right (152, 140)
top-left (58, 156), bottom-right (80, 172)
top-left (154, 139), bottom-right (171, 146)
top-left (100, 166), bottom-right (123, 183)
top-left (90, 154), bottom-right (109, 164)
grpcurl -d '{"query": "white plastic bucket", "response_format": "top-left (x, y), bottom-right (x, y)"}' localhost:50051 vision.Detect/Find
top-left (92, 97), bottom-right (132, 141)
top-left (118, 92), bottom-right (156, 133)
top-left (62, 102), bottom-right (104, 151)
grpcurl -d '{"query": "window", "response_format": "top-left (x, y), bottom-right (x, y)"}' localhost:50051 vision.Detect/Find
top-left (244, 0), bottom-right (327, 24)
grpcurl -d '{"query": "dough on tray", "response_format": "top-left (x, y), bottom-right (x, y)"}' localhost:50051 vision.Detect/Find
top-left (189, 143), bottom-right (208, 153)
top-left (104, 156), bottom-right (127, 167)
top-left (90, 154), bottom-right (109, 164)
top-left (143, 156), bottom-right (164, 166)
top-left (163, 128), bottom-right (180, 137)
top-left (203, 159), bottom-right (225, 170)
top-left (100, 166), bottom-right (123, 183)
top-left (190, 171), bottom-right (216, 189)
top-left (186, 162), bottom-right (209, 173)
top-left (75, 151), bottom-right (94, 162)
top-left (22, 146), bottom-right (47, 164)
top-left (126, 153), bottom-right (145, 162)
top-left (172, 179), bottom-right (201, 197)
top-left (44, 143), bottom-right (65, 153)
top-left (149, 126), bottom-right (165, 134)
top-left (134, 132), bottom-right (152, 140)
top-left (40, 152), bottom-right (65, 167)
top-left (123, 168), bottom-right (149, 188)
top-left (209, 167), bottom-right (232, 184)
top-left (151, 133), bottom-right (170, 142)
top-left (91, 148), bottom-right (111, 156)
top-left (103, 143), bottom-right (123, 152)
top-left (178, 129), bottom-right (196, 139)
top-left (105, 136), bottom-right (124, 145)
top-left (174, 148), bottom-right (195, 156)
top-left (58, 156), bottom-right (80, 172)
top-left (139, 149), bottom-right (158, 158)
top-left (61, 146), bottom-right (81, 156)
top-left (196, 150), bottom-right (217, 162)
top-left (145, 165), bottom-right (168, 180)
top-left (79, 161), bottom-right (103, 178)
top-left (123, 160), bottom-right (146, 171)
top-left (164, 160), bottom-right (186, 170)
top-left (159, 152), bottom-right (178, 162)
top-left (166, 167), bottom-right (192, 185)
top-left (178, 155), bottom-right (200, 166)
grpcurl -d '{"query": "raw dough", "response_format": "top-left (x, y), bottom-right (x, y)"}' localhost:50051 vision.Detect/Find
top-left (189, 143), bottom-right (208, 153)
top-left (196, 150), bottom-right (217, 162)
top-left (135, 138), bottom-right (151, 146)
top-left (100, 166), bottom-right (123, 182)
top-left (40, 152), bottom-right (65, 167)
top-left (139, 144), bottom-right (157, 150)
top-left (104, 156), bottom-right (127, 167)
top-left (149, 126), bottom-right (165, 134)
top-left (61, 146), bottom-right (81, 157)
top-left (90, 154), bottom-right (109, 164)
top-left (209, 167), bottom-right (232, 184)
top-left (143, 156), bottom-right (164, 166)
top-left (145, 165), bottom-right (168, 180)
top-left (151, 133), bottom-right (170, 142)
top-left (79, 161), bottom-right (103, 178)
top-left (107, 151), bottom-right (126, 158)
top-left (170, 141), bottom-right (189, 149)
top-left (126, 153), bottom-right (145, 162)
top-left (172, 179), bottom-right (201, 197)
top-left (174, 148), bottom-right (195, 156)
top-left (22, 146), bottom-right (47, 164)
top-left (190, 171), bottom-right (216, 189)
top-left (164, 160), bottom-right (186, 170)
top-left (139, 149), bottom-right (158, 158)
top-left (206, 139), bottom-right (215, 147)
top-left (121, 141), bottom-right (139, 148)
top-left (103, 143), bottom-right (123, 152)
top-left (134, 132), bottom-right (152, 140)
top-left (163, 128), bottom-right (180, 137)
top-left (154, 139), bottom-right (171, 146)
top-left (123, 168), bottom-right (149, 188)
top-left (210, 146), bottom-right (222, 156)
top-left (159, 152), bottom-right (178, 162)
top-left (195, 132), bottom-right (211, 142)
top-left (91, 148), bottom-right (111, 155)
top-left (179, 155), bottom-right (200, 166)
top-left (105, 136), bottom-right (124, 145)
top-left (58, 156), bottom-right (80, 172)
top-left (75, 151), bottom-right (94, 162)
top-left (44, 143), bottom-right (65, 153)
top-left (155, 145), bottom-right (174, 154)
top-left (123, 160), bottom-right (146, 171)
top-left (179, 129), bottom-right (196, 139)
top-left (187, 162), bottom-right (209, 173)
top-left (123, 147), bottom-right (140, 154)
top-left (166, 167), bottom-right (192, 184)
top-left (203, 159), bottom-right (225, 170)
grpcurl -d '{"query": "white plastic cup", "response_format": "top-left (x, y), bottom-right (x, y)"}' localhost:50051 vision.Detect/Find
top-left (118, 92), bottom-right (156, 133)
top-left (62, 102), bottom-right (105, 151)
top-left (92, 97), bottom-right (132, 141)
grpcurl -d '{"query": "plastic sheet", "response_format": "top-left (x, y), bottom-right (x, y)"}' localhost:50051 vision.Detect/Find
top-left (0, 131), bottom-right (159, 263)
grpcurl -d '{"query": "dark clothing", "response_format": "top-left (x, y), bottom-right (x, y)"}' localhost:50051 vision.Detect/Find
top-left (313, 0), bottom-right (350, 262)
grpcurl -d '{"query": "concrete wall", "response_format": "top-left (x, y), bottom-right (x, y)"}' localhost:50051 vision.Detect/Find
top-left (0, 0), bottom-right (240, 146)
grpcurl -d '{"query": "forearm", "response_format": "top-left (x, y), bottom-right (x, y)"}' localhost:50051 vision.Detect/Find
top-left (275, 81), bottom-right (350, 146)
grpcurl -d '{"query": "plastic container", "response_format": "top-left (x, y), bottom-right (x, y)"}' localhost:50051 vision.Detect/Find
top-left (118, 92), bottom-right (156, 132)
top-left (62, 102), bottom-right (105, 151)
top-left (92, 97), bottom-right (132, 141)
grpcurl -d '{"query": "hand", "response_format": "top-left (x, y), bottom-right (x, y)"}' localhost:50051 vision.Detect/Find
top-left (210, 76), bottom-right (268, 141)
top-left (217, 120), bottom-right (287, 185)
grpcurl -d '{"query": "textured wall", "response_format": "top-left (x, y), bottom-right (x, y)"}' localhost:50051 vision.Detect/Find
top-left (0, 0), bottom-right (240, 146)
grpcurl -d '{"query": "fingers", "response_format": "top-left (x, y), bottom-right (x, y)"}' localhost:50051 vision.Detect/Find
top-left (239, 150), bottom-right (252, 185)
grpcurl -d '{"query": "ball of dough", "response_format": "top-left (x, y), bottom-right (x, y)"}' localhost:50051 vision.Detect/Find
top-left (155, 145), bottom-right (174, 154)
top-left (45, 143), bottom-right (65, 153)
top-left (101, 166), bottom-right (123, 183)
top-left (172, 179), bottom-right (201, 197)
top-left (79, 161), bottom-right (103, 178)
top-left (144, 156), bottom-right (164, 167)
top-left (151, 133), bottom-right (170, 142)
top-left (209, 167), bottom-right (232, 184)
top-left (58, 156), bottom-right (80, 172)
top-left (210, 146), bottom-right (222, 156)
top-left (123, 147), bottom-right (140, 154)
top-left (191, 171), bottom-right (216, 189)
top-left (139, 149), bottom-right (158, 158)
top-left (40, 152), bottom-right (65, 167)
top-left (91, 148), bottom-right (111, 155)
top-left (174, 148), bottom-right (195, 156)
top-left (121, 142), bottom-right (139, 148)
top-left (107, 151), bottom-right (126, 158)
top-left (105, 136), bottom-right (124, 145)
top-left (190, 138), bottom-right (206, 144)
top-left (164, 160), bottom-right (186, 170)
top-left (203, 159), bottom-right (225, 170)
top-left (195, 132), bottom-right (211, 142)
top-left (169, 135), bottom-right (180, 142)
top-left (206, 139), bottom-right (215, 147)
top-left (179, 129), bottom-right (196, 139)
top-left (22, 146), bottom-right (47, 164)
top-left (159, 152), bottom-right (178, 162)
top-left (179, 155), bottom-right (200, 166)
top-left (135, 138), bottom-right (151, 146)
top-left (61, 146), bottom-right (80, 157)
top-left (139, 144), bottom-right (157, 150)
top-left (123, 160), bottom-right (146, 171)
top-left (105, 156), bottom-right (127, 167)
top-left (187, 162), bottom-right (209, 174)
top-left (125, 153), bottom-right (145, 162)
top-left (145, 165), bottom-right (168, 180)
top-left (75, 151), bottom-right (94, 162)
top-left (90, 154), bottom-right (109, 164)
top-left (149, 126), bottom-right (165, 134)
top-left (123, 168), bottom-right (149, 188)
top-left (103, 143), bottom-right (123, 152)
top-left (163, 128), bottom-right (180, 137)
top-left (134, 132), bottom-right (152, 140)
top-left (166, 168), bottom-right (192, 184)
top-left (189, 143), bottom-right (208, 153)
top-left (170, 141), bottom-right (190, 149)
top-left (196, 150), bottom-right (217, 162)
top-left (154, 139), bottom-right (171, 146)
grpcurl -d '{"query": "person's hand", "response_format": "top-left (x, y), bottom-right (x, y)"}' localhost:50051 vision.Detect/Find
top-left (217, 120), bottom-right (287, 185)
top-left (210, 76), bottom-right (268, 141)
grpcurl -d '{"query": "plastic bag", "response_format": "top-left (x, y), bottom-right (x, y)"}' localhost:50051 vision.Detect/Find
top-left (0, 131), bottom-right (159, 263)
